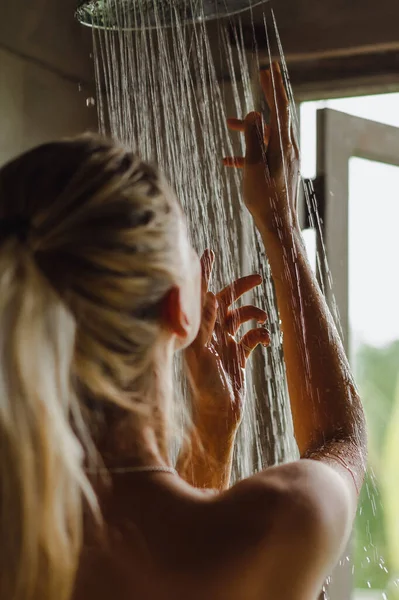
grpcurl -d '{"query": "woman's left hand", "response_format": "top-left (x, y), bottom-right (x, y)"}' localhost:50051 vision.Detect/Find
top-left (184, 249), bottom-right (270, 439)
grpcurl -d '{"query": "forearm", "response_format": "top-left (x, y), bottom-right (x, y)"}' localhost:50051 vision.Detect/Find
top-left (176, 419), bottom-right (236, 491)
top-left (257, 218), bottom-right (366, 464)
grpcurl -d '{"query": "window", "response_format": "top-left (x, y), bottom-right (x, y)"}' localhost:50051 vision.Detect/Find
top-left (301, 95), bottom-right (399, 600)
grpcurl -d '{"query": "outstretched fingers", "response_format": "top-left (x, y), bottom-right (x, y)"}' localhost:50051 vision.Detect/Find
top-left (226, 117), bottom-right (245, 132)
top-left (239, 328), bottom-right (271, 362)
top-left (227, 117), bottom-right (270, 142)
top-left (225, 305), bottom-right (267, 335)
top-left (225, 63), bottom-right (292, 167)
top-left (223, 118), bottom-right (269, 168)
top-left (260, 63), bottom-right (291, 151)
top-left (223, 156), bottom-right (245, 169)
top-left (190, 250), bottom-right (217, 348)
top-left (244, 112), bottom-right (265, 165)
top-left (217, 274), bottom-right (262, 309)
top-left (197, 291), bottom-right (218, 347)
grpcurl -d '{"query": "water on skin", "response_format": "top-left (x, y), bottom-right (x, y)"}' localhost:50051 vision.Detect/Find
top-left (89, 2), bottom-right (384, 594)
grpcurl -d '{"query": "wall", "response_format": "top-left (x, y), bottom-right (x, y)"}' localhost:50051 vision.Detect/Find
top-left (0, 0), bottom-right (97, 165)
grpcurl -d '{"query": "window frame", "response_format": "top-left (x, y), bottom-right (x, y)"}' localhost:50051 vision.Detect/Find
top-left (316, 108), bottom-right (399, 354)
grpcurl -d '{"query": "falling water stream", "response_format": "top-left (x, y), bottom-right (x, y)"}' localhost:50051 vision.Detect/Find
top-left (87, 0), bottom-right (305, 477)
top-left (77, 0), bottom-right (389, 597)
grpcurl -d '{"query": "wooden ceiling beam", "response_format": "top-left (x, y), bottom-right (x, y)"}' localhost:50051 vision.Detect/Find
top-left (246, 0), bottom-right (399, 62)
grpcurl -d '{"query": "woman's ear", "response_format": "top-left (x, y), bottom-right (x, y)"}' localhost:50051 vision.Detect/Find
top-left (161, 286), bottom-right (190, 339)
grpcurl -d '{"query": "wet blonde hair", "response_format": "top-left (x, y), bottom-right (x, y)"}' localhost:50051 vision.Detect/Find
top-left (0, 134), bottom-right (182, 600)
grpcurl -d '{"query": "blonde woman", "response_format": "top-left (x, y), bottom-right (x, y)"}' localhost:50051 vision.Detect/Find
top-left (0, 63), bottom-right (366, 600)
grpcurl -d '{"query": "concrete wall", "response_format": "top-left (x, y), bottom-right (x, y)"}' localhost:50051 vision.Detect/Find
top-left (0, 0), bottom-right (97, 165)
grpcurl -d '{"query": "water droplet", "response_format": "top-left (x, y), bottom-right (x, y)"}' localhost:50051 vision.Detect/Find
top-left (382, 593), bottom-right (387, 600)
top-left (78, 83), bottom-right (83, 92)
top-left (367, 581), bottom-right (371, 589)
top-left (86, 97), bottom-right (96, 107)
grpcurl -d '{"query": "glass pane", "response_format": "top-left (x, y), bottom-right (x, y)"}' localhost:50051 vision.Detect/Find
top-left (300, 93), bottom-right (399, 179)
top-left (349, 157), bottom-right (399, 599)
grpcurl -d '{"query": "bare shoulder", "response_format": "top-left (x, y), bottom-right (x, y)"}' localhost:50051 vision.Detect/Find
top-left (224, 459), bottom-right (355, 546)
top-left (211, 460), bottom-right (356, 598)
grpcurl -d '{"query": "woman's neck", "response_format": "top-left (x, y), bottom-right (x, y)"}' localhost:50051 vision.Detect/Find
top-left (100, 341), bottom-right (176, 469)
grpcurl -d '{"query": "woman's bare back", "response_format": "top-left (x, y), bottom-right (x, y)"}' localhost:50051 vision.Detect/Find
top-left (75, 475), bottom-right (265, 600)
top-left (74, 461), bottom-right (353, 600)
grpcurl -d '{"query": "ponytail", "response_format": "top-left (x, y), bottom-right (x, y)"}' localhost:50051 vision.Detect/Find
top-left (0, 240), bottom-right (96, 600)
top-left (0, 134), bottom-right (183, 599)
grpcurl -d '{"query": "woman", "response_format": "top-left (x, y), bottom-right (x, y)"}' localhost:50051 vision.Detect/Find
top-left (0, 63), bottom-right (366, 600)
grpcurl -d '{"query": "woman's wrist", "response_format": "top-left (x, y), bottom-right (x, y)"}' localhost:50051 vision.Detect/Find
top-left (193, 414), bottom-right (238, 457)
top-left (177, 419), bottom-right (236, 490)
top-left (254, 212), bottom-right (301, 248)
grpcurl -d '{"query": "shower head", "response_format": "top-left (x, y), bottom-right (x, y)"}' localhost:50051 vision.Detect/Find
top-left (76, 0), bottom-right (268, 31)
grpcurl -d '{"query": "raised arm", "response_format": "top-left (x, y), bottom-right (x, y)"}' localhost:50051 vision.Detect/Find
top-left (221, 64), bottom-right (367, 596)
top-left (224, 64), bottom-right (367, 494)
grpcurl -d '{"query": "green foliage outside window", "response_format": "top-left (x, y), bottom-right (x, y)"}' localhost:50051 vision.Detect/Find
top-left (354, 341), bottom-right (399, 594)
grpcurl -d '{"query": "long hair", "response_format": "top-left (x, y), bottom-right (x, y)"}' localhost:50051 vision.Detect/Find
top-left (0, 134), bottom-right (182, 600)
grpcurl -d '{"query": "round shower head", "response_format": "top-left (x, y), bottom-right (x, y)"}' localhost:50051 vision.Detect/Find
top-left (76, 0), bottom-right (267, 30)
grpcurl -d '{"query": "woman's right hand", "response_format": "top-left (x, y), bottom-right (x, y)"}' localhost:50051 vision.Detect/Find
top-left (223, 63), bottom-right (300, 234)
